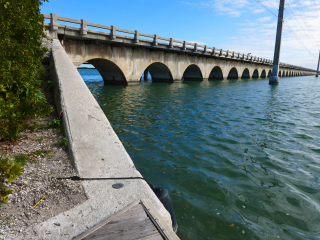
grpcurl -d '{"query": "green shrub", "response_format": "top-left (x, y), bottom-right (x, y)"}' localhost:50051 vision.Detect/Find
top-left (48, 119), bottom-right (61, 129)
top-left (0, 157), bottom-right (24, 204)
top-left (0, 0), bottom-right (51, 141)
top-left (57, 138), bottom-right (68, 148)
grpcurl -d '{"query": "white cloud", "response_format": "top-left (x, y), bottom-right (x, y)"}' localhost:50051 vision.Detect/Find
top-left (253, 9), bottom-right (265, 14)
top-left (180, 0), bottom-right (320, 68)
top-left (257, 16), bottom-right (271, 22)
top-left (180, 0), bottom-right (251, 17)
top-left (188, 41), bottom-right (208, 46)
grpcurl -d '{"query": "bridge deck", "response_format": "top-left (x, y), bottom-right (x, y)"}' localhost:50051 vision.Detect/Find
top-left (74, 200), bottom-right (179, 240)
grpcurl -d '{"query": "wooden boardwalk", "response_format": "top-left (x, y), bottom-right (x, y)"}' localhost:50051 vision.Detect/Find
top-left (74, 200), bottom-right (179, 240)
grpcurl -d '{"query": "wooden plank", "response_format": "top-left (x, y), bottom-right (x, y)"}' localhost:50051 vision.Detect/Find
top-left (139, 233), bottom-right (164, 240)
top-left (82, 203), bottom-right (163, 240)
top-left (74, 201), bottom-right (141, 240)
top-left (141, 199), bottom-right (180, 240)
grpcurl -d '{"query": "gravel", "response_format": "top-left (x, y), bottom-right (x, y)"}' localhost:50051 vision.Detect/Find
top-left (0, 117), bottom-right (87, 240)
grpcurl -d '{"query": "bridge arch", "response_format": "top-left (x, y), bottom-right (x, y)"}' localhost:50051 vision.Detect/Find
top-left (252, 69), bottom-right (259, 78)
top-left (86, 58), bottom-right (127, 85)
top-left (227, 67), bottom-right (239, 80)
top-left (282, 71), bottom-right (285, 77)
top-left (261, 69), bottom-right (266, 78)
top-left (286, 71), bottom-right (289, 77)
top-left (182, 64), bottom-right (203, 81)
top-left (268, 70), bottom-right (272, 77)
top-left (142, 62), bottom-right (173, 82)
top-left (241, 68), bottom-right (250, 79)
top-left (209, 66), bottom-right (223, 80)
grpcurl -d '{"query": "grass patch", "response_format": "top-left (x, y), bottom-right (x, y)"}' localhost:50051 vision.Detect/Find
top-left (14, 154), bottom-right (30, 166)
top-left (33, 150), bottom-right (51, 156)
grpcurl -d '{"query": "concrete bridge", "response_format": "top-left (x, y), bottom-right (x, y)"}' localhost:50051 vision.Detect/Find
top-left (43, 13), bottom-right (316, 85)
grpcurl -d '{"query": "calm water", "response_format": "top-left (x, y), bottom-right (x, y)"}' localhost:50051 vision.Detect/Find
top-left (79, 69), bottom-right (320, 240)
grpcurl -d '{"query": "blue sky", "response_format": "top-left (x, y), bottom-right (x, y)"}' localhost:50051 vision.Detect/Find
top-left (41, 0), bottom-right (320, 69)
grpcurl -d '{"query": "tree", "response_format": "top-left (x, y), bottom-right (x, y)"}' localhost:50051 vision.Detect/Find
top-left (0, 0), bottom-right (51, 140)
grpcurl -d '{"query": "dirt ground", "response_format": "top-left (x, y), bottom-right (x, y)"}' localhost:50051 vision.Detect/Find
top-left (0, 57), bottom-right (87, 239)
top-left (0, 116), bottom-right (87, 240)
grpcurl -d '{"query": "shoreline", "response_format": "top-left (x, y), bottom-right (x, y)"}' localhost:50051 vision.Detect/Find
top-left (0, 65), bottom-right (87, 239)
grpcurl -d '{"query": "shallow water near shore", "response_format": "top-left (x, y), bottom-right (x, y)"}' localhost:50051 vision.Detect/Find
top-left (79, 69), bottom-right (320, 240)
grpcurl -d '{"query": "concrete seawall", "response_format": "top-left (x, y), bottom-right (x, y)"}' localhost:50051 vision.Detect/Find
top-left (34, 39), bottom-right (172, 239)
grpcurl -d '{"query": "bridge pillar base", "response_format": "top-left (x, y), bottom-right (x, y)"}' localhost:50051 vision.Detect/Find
top-left (269, 76), bottom-right (279, 85)
top-left (173, 79), bottom-right (182, 83)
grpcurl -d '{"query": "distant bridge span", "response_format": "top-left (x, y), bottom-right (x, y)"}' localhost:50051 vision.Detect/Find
top-left (44, 13), bottom-right (316, 85)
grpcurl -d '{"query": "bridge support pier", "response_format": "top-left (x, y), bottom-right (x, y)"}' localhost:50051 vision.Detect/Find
top-left (144, 69), bottom-right (149, 81)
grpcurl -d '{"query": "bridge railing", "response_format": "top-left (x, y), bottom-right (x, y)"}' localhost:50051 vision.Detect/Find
top-left (43, 13), bottom-right (315, 72)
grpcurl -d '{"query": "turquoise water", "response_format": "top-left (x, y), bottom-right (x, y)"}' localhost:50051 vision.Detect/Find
top-left (79, 69), bottom-right (320, 240)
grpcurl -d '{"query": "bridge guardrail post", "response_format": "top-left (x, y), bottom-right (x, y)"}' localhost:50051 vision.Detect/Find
top-left (212, 47), bottom-right (215, 55)
top-left (183, 41), bottom-right (186, 50)
top-left (194, 43), bottom-right (197, 52)
top-left (81, 19), bottom-right (87, 36)
top-left (134, 30), bottom-right (139, 43)
top-left (50, 13), bottom-right (59, 39)
top-left (219, 49), bottom-right (222, 56)
top-left (169, 38), bottom-right (173, 48)
top-left (153, 34), bottom-right (158, 46)
top-left (204, 45), bottom-right (207, 53)
top-left (111, 25), bottom-right (116, 40)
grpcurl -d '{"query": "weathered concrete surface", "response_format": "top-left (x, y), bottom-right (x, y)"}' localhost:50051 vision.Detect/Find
top-left (63, 39), bottom-right (312, 85)
top-left (33, 39), bottom-right (172, 239)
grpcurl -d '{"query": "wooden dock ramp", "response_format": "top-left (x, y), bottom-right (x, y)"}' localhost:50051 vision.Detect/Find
top-left (74, 200), bottom-right (180, 240)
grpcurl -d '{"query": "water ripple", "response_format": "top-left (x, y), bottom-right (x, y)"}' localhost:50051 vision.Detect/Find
top-left (80, 69), bottom-right (320, 240)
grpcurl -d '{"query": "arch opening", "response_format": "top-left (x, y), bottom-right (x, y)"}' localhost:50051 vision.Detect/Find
top-left (286, 71), bottom-right (289, 77)
top-left (142, 62), bottom-right (173, 83)
top-left (183, 64), bottom-right (203, 81)
top-left (241, 68), bottom-right (250, 79)
top-left (278, 71), bottom-right (281, 77)
top-left (252, 69), bottom-right (259, 78)
top-left (268, 70), bottom-right (272, 77)
top-left (227, 67), bottom-right (239, 80)
top-left (209, 66), bottom-right (223, 80)
top-left (87, 58), bottom-right (127, 85)
top-left (261, 70), bottom-right (266, 78)
top-left (282, 71), bottom-right (285, 77)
